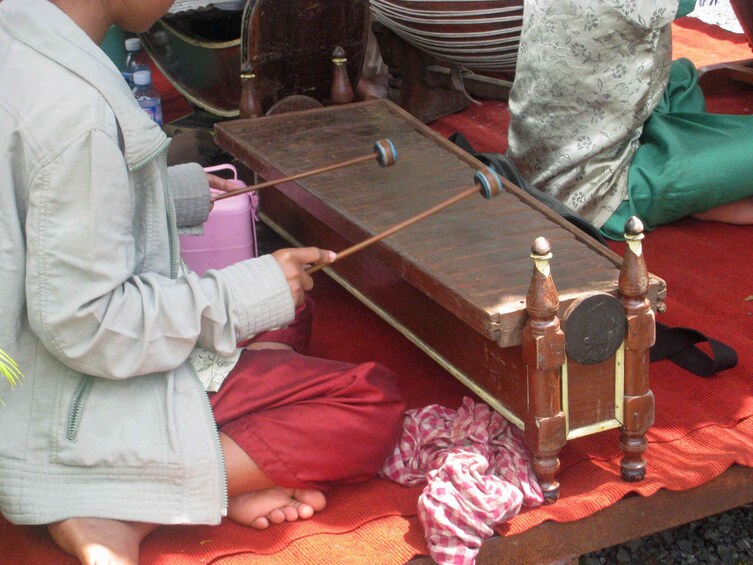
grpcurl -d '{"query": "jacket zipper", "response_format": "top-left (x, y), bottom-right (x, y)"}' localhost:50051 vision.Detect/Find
top-left (129, 138), bottom-right (180, 278)
top-left (66, 375), bottom-right (94, 441)
top-left (131, 138), bottom-right (227, 516)
top-left (189, 361), bottom-right (229, 516)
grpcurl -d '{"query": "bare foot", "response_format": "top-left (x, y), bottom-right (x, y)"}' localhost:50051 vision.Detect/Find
top-left (227, 487), bottom-right (326, 529)
top-left (48, 518), bottom-right (157, 565)
top-left (692, 196), bottom-right (753, 224)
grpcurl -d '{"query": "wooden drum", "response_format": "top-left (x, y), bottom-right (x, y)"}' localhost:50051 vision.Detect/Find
top-left (240, 0), bottom-right (370, 115)
top-left (140, 1), bottom-right (371, 119)
top-left (370, 0), bottom-right (524, 72)
top-left (141, 6), bottom-right (243, 117)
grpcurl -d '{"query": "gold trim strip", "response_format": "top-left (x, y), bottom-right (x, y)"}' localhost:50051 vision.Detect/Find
top-left (157, 20), bottom-right (241, 49)
top-left (614, 343), bottom-right (625, 424)
top-left (562, 359), bottom-right (570, 436)
top-left (567, 419), bottom-right (621, 440)
top-left (564, 342), bottom-right (625, 440)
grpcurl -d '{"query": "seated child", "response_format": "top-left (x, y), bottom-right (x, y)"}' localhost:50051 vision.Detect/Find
top-left (0, 1), bottom-right (406, 563)
top-left (507, 0), bottom-right (753, 240)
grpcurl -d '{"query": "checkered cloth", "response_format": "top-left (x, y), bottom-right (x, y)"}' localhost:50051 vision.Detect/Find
top-left (380, 397), bottom-right (543, 564)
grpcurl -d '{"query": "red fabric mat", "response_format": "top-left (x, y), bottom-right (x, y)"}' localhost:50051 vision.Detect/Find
top-left (2, 17), bottom-right (753, 564)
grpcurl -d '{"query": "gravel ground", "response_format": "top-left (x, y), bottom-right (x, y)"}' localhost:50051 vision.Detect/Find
top-left (582, 503), bottom-right (753, 564)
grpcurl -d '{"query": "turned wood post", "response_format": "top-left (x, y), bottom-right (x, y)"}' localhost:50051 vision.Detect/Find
top-left (523, 237), bottom-right (567, 502)
top-left (618, 217), bottom-right (656, 481)
top-left (330, 46), bottom-right (355, 105)
top-left (239, 63), bottom-right (262, 119)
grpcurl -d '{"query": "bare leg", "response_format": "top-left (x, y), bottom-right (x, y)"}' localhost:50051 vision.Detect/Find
top-left (221, 432), bottom-right (326, 529)
top-left (692, 196), bottom-right (753, 224)
top-left (48, 519), bottom-right (157, 565)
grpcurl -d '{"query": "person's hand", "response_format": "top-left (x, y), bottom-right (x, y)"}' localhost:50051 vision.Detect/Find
top-left (272, 247), bottom-right (336, 306)
top-left (206, 172), bottom-right (239, 193)
top-left (206, 172), bottom-right (243, 211)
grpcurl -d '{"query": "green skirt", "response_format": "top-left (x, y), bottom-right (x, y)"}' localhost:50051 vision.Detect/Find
top-left (602, 58), bottom-right (753, 240)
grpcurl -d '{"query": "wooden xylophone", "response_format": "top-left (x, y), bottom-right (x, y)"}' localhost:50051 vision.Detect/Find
top-left (214, 99), bottom-right (666, 500)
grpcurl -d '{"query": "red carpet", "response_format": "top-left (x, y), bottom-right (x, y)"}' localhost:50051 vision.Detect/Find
top-left (2, 16), bottom-right (753, 564)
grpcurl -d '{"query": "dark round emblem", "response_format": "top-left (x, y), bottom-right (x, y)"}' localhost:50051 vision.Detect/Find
top-left (563, 293), bottom-right (626, 365)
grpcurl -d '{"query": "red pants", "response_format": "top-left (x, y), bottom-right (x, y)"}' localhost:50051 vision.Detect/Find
top-left (209, 299), bottom-right (405, 490)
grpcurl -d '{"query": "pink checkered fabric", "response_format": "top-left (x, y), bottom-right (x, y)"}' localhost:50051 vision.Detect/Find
top-left (380, 397), bottom-right (544, 564)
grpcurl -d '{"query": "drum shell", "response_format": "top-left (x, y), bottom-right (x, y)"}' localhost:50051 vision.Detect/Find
top-left (370, 0), bottom-right (524, 72)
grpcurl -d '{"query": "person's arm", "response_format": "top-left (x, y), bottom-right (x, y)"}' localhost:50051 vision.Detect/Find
top-left (25, 128), bottom-right (295, 379)
top-left (168, 162), bottom-right (211, 229)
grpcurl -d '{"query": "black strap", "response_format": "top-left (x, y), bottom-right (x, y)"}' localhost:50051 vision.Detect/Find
top-left (651, 322), bottom-right (738, 377)
top-left (447, 132), bottom-right (608, 246)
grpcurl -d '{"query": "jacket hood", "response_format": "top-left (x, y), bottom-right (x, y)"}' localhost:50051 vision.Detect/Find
top-left (0, 0), bottom-right (167, 168)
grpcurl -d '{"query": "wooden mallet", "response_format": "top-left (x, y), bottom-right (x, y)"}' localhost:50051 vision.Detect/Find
top-left (211, 139), bottom-right (398, 202)
top-left (307, 166), bottom-right (504, 274)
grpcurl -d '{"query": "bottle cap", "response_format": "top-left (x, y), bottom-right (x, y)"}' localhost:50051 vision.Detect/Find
top-left (125, 37), bottom-right (142, 51)
top-left (133, 69), bottom-right (152, 86)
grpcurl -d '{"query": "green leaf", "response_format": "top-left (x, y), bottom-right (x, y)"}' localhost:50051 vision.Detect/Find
top-left (0, 349), bottom-right (23, 405)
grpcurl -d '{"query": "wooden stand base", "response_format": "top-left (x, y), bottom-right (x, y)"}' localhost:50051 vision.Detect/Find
top-left (372, 21), bottom-right (513, 123)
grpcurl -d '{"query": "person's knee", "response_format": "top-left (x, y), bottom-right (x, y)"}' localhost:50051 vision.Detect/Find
top-left (359, 363), bottom-right (406, 447)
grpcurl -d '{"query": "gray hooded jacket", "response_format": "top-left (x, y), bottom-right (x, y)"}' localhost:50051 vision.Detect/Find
top-left (0, 0), bottom-right (295, 525)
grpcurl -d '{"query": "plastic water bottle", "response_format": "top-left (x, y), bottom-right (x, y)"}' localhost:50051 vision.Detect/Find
top-left (132, 70), bottom-right (163, 127)
top-left (122, 37), bottom-right (149, 88)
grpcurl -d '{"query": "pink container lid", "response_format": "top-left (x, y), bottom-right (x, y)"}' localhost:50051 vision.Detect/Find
top-left (179, 165), bottom-right (258, 275)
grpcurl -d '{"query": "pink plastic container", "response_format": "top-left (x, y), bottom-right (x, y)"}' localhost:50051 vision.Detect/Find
top-left (179, 164), bottom-right (258, 275)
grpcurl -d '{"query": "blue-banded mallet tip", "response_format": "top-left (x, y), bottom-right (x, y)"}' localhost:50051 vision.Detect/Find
top-left (374, 139), bottom-right (398, 167)
top-left (473, 167), bottom-right (503, 199)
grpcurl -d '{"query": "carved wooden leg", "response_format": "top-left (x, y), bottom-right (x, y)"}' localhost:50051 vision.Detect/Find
top-left (618, 217), bottom-right (656, 482)
top-left (330, 47), bottom-right (355, 105)
top-left (523, 237), bottom-right (567, 502)
top-left (371, 21), bottom-right (470, 123)
top-left (239, 63), bottom-right (262, 119)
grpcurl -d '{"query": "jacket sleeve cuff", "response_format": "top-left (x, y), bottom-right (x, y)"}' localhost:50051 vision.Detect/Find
top-left (168, 163), bottom-right (211, 228)
top-left (215, 254), bottom-right (296, 339)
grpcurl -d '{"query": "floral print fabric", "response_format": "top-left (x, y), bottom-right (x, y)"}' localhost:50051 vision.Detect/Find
top-left (507, 0), bottom-right (680, 228)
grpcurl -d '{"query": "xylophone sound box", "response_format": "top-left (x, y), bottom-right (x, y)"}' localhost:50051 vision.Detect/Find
top-left (214, 99), bottom-right (666, 500)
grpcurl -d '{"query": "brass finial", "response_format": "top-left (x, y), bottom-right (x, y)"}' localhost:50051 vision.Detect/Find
top-left (332, 46), bottom-right (347, 64)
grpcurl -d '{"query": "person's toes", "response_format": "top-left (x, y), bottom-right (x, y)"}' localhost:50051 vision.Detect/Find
top-left (251, 516), bottom-right (270, 530)
top-left (267, 508), bottom-right (288, 524)
top-left (297, 504), bottom-right (314, 520)
top-left (281, 504), bottom-right (301, 522)
top-left (294, 489), bottom-right (327, 512)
